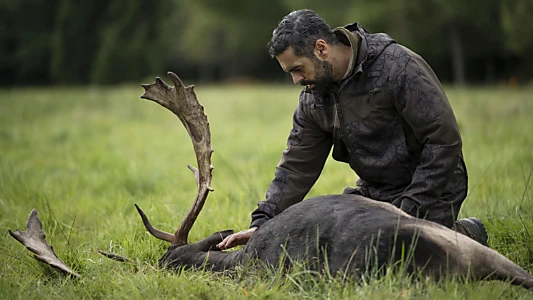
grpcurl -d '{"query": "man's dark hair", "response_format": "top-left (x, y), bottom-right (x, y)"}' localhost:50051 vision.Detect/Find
top-left (267, 9), bottom-right (338, 59)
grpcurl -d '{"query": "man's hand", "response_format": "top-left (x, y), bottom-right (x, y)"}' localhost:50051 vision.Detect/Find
top-left (216, 227), bottom-right (257, 250)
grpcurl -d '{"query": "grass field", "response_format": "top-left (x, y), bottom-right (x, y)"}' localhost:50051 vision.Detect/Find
top-left (1, 83), bottom-right (532, 299)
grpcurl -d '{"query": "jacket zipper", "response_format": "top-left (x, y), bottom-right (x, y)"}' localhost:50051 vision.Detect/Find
top-left (332, 92), bottom-right (344, 141)
top-left (334, 73), bottom-right (378, 144)
top-left (349, 88), bottom-right (380, 97)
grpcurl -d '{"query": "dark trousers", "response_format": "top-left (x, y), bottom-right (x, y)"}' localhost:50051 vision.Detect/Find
top-left (342, 186), bottom-right (466, 228)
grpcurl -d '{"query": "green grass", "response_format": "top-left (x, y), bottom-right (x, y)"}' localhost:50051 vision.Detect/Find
top-left (0, 84), bottom-right (532, 299)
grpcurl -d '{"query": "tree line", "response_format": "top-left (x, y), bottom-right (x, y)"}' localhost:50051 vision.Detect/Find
top-left (1, 0), bottom-right (531, 86)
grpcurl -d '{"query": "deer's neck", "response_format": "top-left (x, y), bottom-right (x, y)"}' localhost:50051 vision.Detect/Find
top-left (196, 249), bottom-right (246, 271)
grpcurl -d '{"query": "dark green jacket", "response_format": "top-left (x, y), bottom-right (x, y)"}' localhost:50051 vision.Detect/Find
top-left (251, 23), bottom-right (467, 228)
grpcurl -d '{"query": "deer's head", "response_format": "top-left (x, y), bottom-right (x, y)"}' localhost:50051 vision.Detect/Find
top-left (157, 230), bottom-right (234, 269)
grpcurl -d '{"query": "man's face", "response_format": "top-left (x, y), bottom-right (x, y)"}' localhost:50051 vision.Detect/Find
top-left (276, 46), bottom-right (334, 96)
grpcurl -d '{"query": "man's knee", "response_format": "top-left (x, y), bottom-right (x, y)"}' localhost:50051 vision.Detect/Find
top-left (418, 200), bottom-right (463, 228)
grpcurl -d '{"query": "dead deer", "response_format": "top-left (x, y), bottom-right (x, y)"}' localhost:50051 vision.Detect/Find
top-left (8, 72), bottom-right (533, 290)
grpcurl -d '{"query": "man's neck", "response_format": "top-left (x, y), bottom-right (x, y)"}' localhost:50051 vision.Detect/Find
top-left (332, 43), bottom-right (354, 82)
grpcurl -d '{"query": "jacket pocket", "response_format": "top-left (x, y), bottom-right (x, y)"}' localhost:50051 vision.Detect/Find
top-left (341, 87), bottom-right (389, 124)
top-left (309, 102), bottom-right (335, 133)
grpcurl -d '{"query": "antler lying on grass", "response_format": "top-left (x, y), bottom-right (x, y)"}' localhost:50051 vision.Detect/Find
top-left (8, 209), bottom-right (81, 278)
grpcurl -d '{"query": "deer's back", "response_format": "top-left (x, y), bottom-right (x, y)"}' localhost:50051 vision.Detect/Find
top-left (243, 194), bottom-right (419, 273)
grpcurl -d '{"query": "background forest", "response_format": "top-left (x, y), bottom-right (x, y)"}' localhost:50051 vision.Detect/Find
top-left (2, 0), bottom-right (532, 86)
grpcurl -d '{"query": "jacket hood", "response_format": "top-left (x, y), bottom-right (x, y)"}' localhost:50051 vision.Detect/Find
top-left (342, 22), bottom-right (397, 74)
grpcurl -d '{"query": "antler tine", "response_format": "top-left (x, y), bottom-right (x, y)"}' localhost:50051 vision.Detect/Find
top-left (8, 209), bottom-right (81, 278)
top-left (97, 250), bottom-right (133, 263)
top-left (141, 72), bottom-right (214, 246)
top-left (134, 204), bottom-right (175, 243)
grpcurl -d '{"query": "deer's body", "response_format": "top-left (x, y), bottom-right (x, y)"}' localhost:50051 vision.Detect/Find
top-left (160, 194), bottom-right (533, 288)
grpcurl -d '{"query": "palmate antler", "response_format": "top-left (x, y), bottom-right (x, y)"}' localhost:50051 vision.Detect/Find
top-left (9, 72), bottom-right (212, 276)
top-left (135, 72), bottom-right (214, 246)
top-left (8, 210), bottom-right (81, 278)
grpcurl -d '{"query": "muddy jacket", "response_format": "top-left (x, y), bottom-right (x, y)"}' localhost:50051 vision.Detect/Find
top-left (251, 23), bottom-right (467, 229)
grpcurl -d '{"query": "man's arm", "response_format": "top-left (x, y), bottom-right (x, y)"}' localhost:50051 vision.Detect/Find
top-left (217, 91), bottom-right (332, 250)
top-left (390, 50), bottom-right (463, 215)
top-left (250, 91), bottom-right (333, 228)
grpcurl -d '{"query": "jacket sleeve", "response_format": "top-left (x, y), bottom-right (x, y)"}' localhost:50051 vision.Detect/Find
top-left (250, 92), bottom-right (333, 228)
top-left (389, 53), bottom-right (462, 215)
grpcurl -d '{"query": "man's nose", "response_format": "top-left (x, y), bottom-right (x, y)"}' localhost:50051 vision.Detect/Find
top-left (290, 73), bottom-right (303, 85)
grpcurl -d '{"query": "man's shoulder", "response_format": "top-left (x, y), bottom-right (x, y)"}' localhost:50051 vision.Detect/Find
top-left (381, 43), bottom-right (422, 61)
top-left (368, 43), bottom-right (424, 80)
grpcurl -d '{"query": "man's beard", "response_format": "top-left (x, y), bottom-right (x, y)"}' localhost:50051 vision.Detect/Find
top-left (301, 58), bottom-right (335, 96)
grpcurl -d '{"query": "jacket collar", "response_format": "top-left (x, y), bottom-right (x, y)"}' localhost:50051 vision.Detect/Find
top-left (332, 27), bottom-right (361, 80)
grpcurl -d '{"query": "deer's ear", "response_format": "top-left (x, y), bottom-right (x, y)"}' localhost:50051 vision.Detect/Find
top-left (195, 230), bottom-right (234, 251)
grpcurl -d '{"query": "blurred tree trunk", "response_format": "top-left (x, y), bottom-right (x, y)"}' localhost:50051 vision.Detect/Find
top-left (485, 57), bottom-right (495, 84)
top-left (199, 63), bottom-right (216, 83)
top-left (450, 25), bottom-right (465, 86)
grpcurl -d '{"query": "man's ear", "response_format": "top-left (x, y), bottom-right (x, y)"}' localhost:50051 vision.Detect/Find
top-left (314, 39), bottom-right (328, 59)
